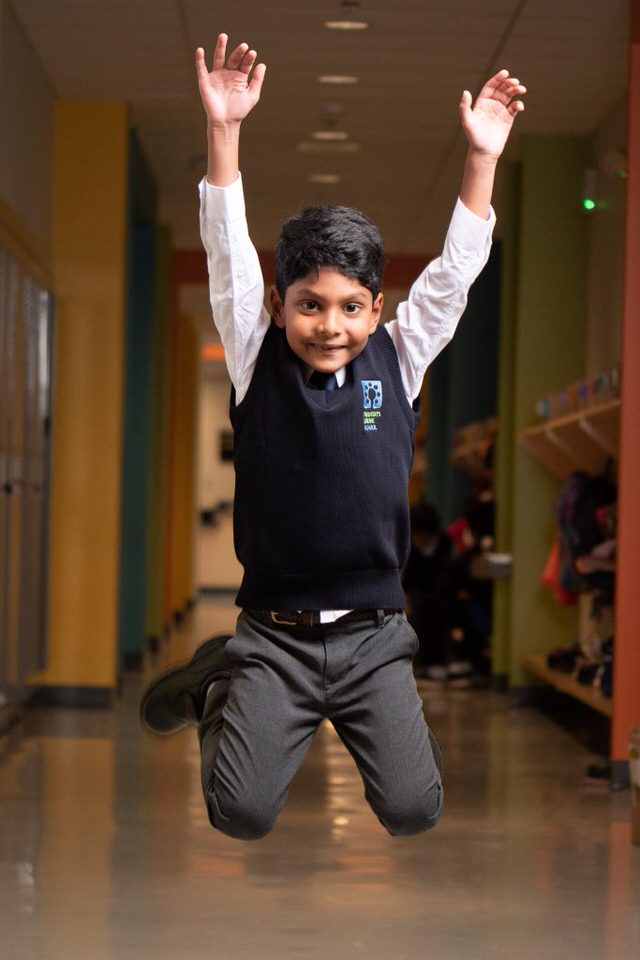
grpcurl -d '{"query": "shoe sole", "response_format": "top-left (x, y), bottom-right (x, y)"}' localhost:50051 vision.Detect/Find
top-left (140, 634), bottom-right (232, 735)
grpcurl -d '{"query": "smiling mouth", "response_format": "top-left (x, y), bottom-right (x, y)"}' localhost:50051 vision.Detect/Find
top-left (310, 343), bottom-right (345, 352)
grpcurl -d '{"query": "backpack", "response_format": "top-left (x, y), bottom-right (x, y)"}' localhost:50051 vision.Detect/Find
top-left (556, 470), bottom-right (616, 594)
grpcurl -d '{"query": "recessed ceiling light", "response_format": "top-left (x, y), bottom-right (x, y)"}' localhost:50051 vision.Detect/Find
top-left (297, 142), bottom-right (360, 153)
top-left (318, 75), bottom-right (360, 85)
top-left (324, 20), bottom-right (369, 30)
top-left (312, 131), bottom-right (349, 141)
top-left (308, 174), bottom-right (342, 184)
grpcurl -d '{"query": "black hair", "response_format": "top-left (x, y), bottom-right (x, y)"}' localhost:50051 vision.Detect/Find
top-left (409, 502), bottom-right (442, 536)
top-left (274, 204), bottom-right (385, 301)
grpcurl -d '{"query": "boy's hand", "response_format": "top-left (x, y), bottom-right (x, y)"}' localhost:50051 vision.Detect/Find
top-left (196, 33), bottom-right (266, 126)
top-left (459, 69), bottom-right (526, 161)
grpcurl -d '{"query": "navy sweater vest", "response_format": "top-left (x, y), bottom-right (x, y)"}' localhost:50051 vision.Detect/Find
top-left (230, 324), bottom-right (419, 610)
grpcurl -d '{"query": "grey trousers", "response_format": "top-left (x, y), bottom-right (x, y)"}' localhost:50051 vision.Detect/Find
top-left (200, 611), bottom-right (443, 841)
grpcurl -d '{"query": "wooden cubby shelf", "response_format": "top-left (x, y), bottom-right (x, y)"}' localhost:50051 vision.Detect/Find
top-left (519, 398), bottom-right (620, 479)
top-left (450, 441), bottom-right (492, 479)
top-left (521, 654), bottom-right (612, 718)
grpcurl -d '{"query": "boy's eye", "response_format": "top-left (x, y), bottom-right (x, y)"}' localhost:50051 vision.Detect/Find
top-left (300, 300), bottom-right (319, 311)
top-left (344, 303), bottom-right (362, 314)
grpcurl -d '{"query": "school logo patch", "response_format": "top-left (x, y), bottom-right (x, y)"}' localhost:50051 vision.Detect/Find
top-left (361, 380), bottom-right (383, 431)
top-left (361, 380), bottom-right (382, 409)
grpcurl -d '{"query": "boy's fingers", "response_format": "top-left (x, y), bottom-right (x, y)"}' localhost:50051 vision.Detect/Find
top-left (248, 62), bottom-right (267, 99)
top-left (491, 78), bottom-right (519, 105)
top-left (459, 90), bottom-right (472, 110)
top-left (195, 46), bottom-right (207, 79)
top-left (477, 68), bottom-right (508, 98)
top-left (239, 49), bottom-right (258, 74)
top-left (488, 68), bottom-right (510, 86)
top-left (478, 68), bottom-right (524, 102)
top-left (497, 78), bottom-right (524, 98)
top-left (227, 42), bottom-right (249, 70)
top-left (212, 33), bottom-right (227, 71)
top-left (503, 83), bottom-right (526, 96)
top-left (458, 90), bottom-right (473, 130)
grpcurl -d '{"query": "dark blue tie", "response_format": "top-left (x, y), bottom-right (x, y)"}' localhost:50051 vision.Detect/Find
top-left (309, 370), bottom-right (338, 391)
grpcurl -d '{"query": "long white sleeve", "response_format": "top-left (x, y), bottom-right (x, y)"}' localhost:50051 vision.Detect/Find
top-left (199, 174), bottom-right (270, 404)
top-left (386, 198), bottom-right (495, 403)
top-left (199, 177), bottom-right (495, 405)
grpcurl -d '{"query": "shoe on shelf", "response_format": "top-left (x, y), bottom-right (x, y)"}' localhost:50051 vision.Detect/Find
top-left (424, 664), bottom-right (448, 682)
top-left (140, 634), bottom-right (232, 735)
top-left (446, 660), bottom-right (475, 689)
top-left (447, 660), bottom-right (473, 678)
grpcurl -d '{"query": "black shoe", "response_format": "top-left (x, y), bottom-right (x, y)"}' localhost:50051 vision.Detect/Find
top-left (140, 634), bottom-right (232, 734)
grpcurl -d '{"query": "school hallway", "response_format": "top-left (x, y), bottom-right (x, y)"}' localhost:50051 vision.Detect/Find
top-left (1, 594), bottom-right (637, 960)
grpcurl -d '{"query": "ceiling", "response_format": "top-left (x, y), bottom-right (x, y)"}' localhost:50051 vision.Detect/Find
top-left (10, 0), bottom-right (630, 259)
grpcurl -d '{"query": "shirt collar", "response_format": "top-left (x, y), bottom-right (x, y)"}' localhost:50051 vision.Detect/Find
top-left (304, 365), bottom-right (346, 387)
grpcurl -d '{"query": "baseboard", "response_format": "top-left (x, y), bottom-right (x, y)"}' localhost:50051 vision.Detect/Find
top-left (508, 684), bottom-right (552, 708)
top-left (147, 634), bottom-right (161, 654)
top-left (491, 672), bottom-right (508, 693)
top-left (123, 651), bottom-right (144, 672)
top-left (31, 685), bottom-right (114, 709)
top-left (0, 703), bottom-right (25, 735)
top-left (198, 586), bottom-right (239, 596)
top-left (610, 759), bottom-right (630, 790)
top-left (510, 684), bottom-right (610, 759)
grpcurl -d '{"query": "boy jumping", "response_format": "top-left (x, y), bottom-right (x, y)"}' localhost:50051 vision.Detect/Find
top-left (141, 34), bottom-right (525, 841)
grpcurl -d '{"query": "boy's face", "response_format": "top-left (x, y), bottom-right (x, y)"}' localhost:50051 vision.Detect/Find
top-left (270, 267), bottom-right (383, 372)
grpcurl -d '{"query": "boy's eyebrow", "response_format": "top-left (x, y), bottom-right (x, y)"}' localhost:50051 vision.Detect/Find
top-left (294, 288), bottom-right (321, 297)
top-left (294, 287), bottom-right (368, 300)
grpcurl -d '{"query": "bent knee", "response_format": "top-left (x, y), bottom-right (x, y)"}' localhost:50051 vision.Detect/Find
top-left (205, 789), bottom-right (278, 841)
top-left (378, 781), bottom-right (443, 837)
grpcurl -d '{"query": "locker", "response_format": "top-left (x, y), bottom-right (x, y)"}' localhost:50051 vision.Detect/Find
top-left (0, 246), bottom-right (53, 713)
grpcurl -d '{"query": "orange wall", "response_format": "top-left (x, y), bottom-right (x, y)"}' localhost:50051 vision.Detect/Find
top-left (611, 11), bottom-right (640, 762)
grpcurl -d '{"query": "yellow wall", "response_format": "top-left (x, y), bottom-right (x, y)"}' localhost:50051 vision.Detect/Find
top-left (32, 100), bottom-right (129, 688)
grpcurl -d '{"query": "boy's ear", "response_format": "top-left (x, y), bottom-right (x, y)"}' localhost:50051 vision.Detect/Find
top-left (369, 292), bottom-right (383, 331)
top-left (270, 286), bottom-right (286, 328)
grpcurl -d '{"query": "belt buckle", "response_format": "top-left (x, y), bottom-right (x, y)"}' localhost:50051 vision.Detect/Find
top-left (270, 611), bottom-right (298, 626)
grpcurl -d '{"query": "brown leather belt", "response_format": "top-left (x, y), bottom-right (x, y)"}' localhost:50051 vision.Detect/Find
top-left (247, 609), bottom-right (404, 628)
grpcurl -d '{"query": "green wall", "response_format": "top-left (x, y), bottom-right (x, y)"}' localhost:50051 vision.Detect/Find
top-left (507, 136), bottom-right (589, 687)
top-left (426, 244), bottom-right (501, 524)
top-left (492, 164), bottom-right (519, 681)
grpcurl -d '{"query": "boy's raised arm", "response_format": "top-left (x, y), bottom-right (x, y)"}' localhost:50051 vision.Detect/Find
top-left (458, 69), bottom-right (526, 218)
top-left (385, 70), bottom-right (526, 403)
top-left (196, 33), bottom-right (266, 187)
top-left (196, 34), bottom-right (270, 405)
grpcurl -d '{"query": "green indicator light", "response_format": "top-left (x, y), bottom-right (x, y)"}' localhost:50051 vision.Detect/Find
top-left (583, 198), bottom-right (596, 211)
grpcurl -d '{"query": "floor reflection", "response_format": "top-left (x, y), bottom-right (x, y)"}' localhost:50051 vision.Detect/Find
top-left (0, 595), bottom-right (638, 960)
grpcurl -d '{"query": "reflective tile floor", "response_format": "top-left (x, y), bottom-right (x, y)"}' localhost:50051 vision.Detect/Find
top-left (1, 595), bottom-right (639, 960)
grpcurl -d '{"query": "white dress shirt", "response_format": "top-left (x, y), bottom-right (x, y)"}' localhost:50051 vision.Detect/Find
top-left (199, 174), bottom-right (495, 621)
top-left (199, 173), bottom-right (495, 406)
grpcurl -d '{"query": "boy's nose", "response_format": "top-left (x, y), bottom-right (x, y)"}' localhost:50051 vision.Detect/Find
top-left (318, 311), bottom-right (340, 335)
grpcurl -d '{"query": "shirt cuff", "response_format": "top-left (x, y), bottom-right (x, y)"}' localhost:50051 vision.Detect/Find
top-left (198, 172), bottom-right (246, 221)
top-left (448, 197), bottom-right (496, 247)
